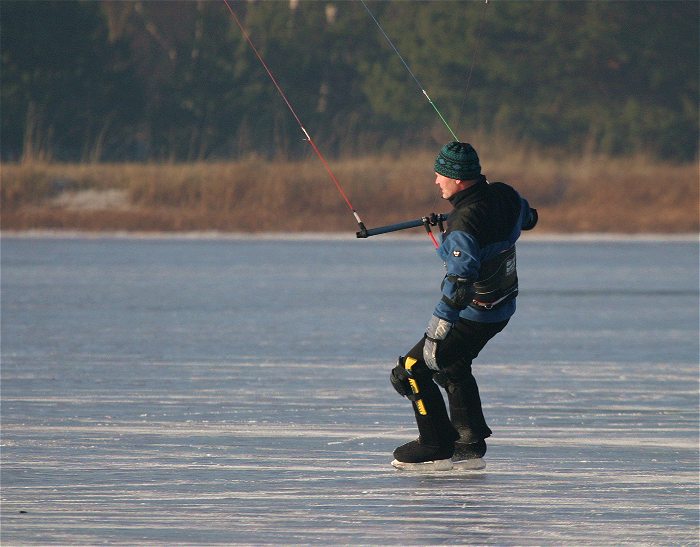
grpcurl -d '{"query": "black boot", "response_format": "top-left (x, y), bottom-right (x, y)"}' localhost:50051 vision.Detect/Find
top-left (393, 438), bottom-right (456, 465)
top-left (452, 439), bottom-right (487, 469)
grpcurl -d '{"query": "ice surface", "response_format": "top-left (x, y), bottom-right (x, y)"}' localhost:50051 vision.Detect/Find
top-left (1, 235), bottom-right (698, 545)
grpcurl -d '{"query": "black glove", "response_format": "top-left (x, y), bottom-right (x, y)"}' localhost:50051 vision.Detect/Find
top-left (523, 207), bottom-right (538, 230)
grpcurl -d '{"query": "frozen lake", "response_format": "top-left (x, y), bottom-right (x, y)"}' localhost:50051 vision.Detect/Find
top-left (1, 234), bottom-right (698, 545)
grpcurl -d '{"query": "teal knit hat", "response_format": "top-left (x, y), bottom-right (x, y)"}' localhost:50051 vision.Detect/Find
top-left (434, 141), bottom-right (481, 180)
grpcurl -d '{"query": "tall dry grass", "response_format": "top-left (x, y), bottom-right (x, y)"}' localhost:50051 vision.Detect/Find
top-left (2, 143), bottom-right (698, 233)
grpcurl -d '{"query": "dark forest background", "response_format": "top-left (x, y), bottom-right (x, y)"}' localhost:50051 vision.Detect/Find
top-left (1, 0), bottom-right (698, 163)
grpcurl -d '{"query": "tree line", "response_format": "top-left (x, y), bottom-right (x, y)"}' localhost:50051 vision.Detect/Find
top-left (2, 0), bottom-right (697, 163)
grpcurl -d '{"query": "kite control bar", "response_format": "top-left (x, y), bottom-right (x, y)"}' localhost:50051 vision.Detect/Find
top-left (356, 213), bottom-right (449, 239)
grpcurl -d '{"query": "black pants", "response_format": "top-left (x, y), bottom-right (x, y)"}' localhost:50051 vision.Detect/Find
top-left (403, 318), bottom-right (509, 445)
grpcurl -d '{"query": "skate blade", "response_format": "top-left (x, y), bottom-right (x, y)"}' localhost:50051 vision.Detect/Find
top-left (451, 457), bottom-right (486, 471)
top-left (391, 458), bottom-right (453, 471)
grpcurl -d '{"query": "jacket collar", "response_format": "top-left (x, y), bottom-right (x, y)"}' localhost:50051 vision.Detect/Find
top-left (448, 175), bottom-right (487, 208)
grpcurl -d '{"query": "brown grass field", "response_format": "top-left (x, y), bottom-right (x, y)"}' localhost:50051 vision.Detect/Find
top-left (2, 145), bottom-right (698, 234)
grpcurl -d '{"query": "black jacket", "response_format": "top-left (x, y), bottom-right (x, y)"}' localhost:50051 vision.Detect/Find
top-left (434, 176), bottom-right (536, 323)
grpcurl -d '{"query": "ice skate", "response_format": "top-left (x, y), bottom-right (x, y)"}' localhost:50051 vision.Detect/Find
top-left (451, 439), bottom-right (487, 470)
top-left (391, 439), bottom-right (454, 471)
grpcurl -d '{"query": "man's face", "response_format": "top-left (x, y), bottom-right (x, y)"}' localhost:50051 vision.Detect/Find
top-left (435, 172), bottom-right (462, 199)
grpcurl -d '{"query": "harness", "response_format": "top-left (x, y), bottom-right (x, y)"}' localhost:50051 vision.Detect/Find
top-left (469, 246), bottom-right (518, 310)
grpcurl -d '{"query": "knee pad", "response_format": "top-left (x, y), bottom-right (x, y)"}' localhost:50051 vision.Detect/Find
top-left (389, 356), bottom-right (428, 416)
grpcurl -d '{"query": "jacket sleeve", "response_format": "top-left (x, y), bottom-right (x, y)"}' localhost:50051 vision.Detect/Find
top-left (433, 230), bottom-right (481, 323)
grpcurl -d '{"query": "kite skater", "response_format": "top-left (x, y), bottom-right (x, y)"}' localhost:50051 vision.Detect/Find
top-left (390, 141), bottom-right (538, 471)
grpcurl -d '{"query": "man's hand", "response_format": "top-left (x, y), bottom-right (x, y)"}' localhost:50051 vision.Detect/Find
top-left (523, 207), bottom-right (538, 230)
top-left (423, 315), bottom-right (453, 371)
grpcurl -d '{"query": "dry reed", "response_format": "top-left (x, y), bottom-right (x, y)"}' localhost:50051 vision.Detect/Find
top-left (2, 145), bottom-right (697, 233)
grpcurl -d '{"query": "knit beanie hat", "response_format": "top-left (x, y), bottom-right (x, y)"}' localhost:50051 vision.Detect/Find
top-left (434, 141), bottom-right (481, 180)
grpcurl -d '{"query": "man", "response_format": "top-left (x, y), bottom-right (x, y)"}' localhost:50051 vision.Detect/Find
top-left (390, 141), bottom-right (538, 471)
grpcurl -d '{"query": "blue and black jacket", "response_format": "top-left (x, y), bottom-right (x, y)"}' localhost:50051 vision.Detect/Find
top-left (433, 176), bottom-right (537, 324)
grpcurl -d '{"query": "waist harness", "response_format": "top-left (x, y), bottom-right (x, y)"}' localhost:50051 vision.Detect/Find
top-left (470, 246), bottom-right (518, 310)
